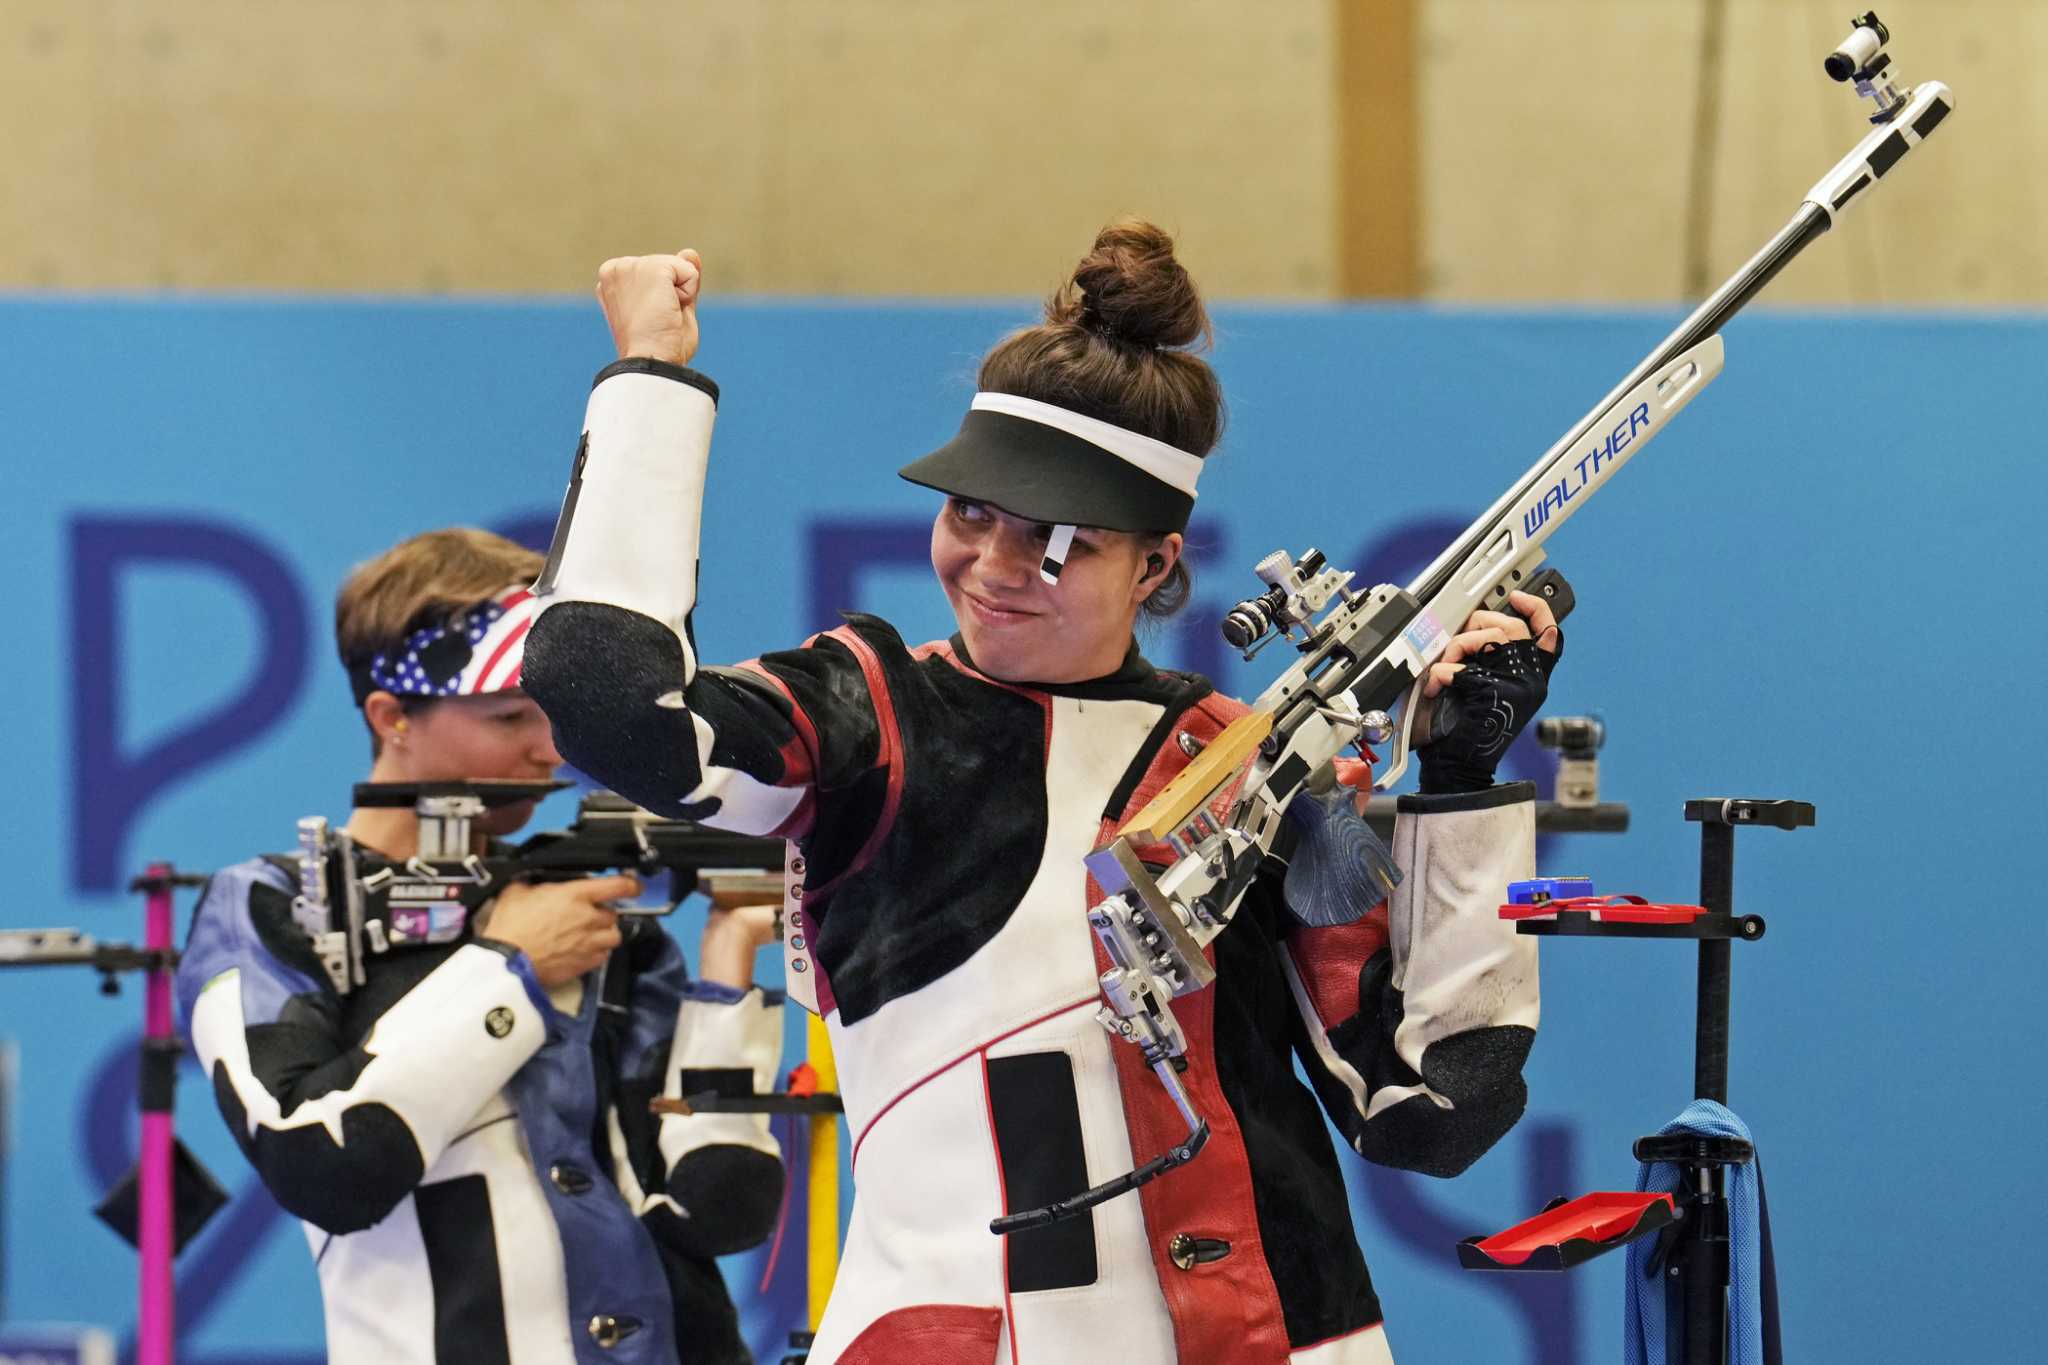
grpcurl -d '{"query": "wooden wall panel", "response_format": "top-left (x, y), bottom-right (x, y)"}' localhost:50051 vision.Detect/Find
top-left (1700, 0), bottom-right (2036, 307)
top-left (0, 1), bottom-right (1336, 298)
top-left (1418, 0), bottom-right (1705, 302)
top-left (756, 2), bottom-right (1337, 298)
top-left (0, 14), bottom-right (101, 287)
top-left (1333, 0), bottom-right (1420, 297)
top-left (1418, 0), bottom-right (2030, 307)
top-left (0, 2), bottom-right (2033, 305)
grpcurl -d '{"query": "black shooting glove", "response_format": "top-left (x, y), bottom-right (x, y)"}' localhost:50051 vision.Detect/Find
top-left (1418, 633), bottom-right (1562, 795)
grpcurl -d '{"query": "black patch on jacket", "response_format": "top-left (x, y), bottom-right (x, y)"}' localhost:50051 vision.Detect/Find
top-left (1353, 1025), bottom-right (1534, 1179)
top-left (746, 631), bottom-right (885, 789)
top-left (643, 1204), bottom-right (753, 1365)
top-left (986, 1051), bottom-right (1098, 1292)
top-left (676, 1067), bottom-right (755, 1100)
top-left (695, 665), bottom-right (804, 776)
top-left (332, 944), bottom-right (462, 1045)
top-left (791, 766), bottom-right (890, 898)
top-left (667, 1145), bottom-right (786, 1257)
top-left (416, 1175), bottom-right (512, 1365)
top-left (662, 1057), bottom-right (790, 1250)
top-left (245, 868), bottom-right (341, 988)
top-left (589, 918), bottom-right (667, 1179)
top-left (802, 617), bottom-right (1048, 1025)
top-left (1319, 952), bottom-right (1534, 1179)
top-left (524, 603), bottom-right (722, 816)
top-left (211, 1063), bottom-right (425, 1234)
top-left (1211, 880), bottom-right (1385, 1347)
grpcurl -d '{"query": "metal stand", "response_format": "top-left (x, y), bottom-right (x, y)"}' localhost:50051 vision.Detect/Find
top-left (0, 863), bottom-right (216, 1365)
top-left (1466, 797), bottom-right (1807, 1365)
top-left (132, 864), bottom-right (198, 1365)
top-left (1640, 798), bottom-right (1811, 1365)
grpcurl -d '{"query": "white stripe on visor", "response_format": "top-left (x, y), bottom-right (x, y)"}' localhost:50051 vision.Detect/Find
top-left (969, 392), bottom-right (1205, 499)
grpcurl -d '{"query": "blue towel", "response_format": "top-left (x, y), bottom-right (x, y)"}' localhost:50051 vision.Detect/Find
top-left (1280, 787), bottom-right (1401, 928)
top-left (1624, 1099), bottom-right (1780, 1365)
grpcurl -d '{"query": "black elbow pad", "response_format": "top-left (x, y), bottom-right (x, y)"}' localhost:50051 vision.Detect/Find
top-left (664, 1144), bottom-right (786, 1256)
top-left (213, 1065), bottom-right (426, 1234)
top-left (524, 603), bottom-right (714, 814)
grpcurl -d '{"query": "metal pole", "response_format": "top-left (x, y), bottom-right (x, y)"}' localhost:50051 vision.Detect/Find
top-left (1694, 823), bottom-right (1734, 1105)
top-left (137, 863), bottom-right (178, 1365)
top-left (1679, 1164), bottom-right (1730, 1365)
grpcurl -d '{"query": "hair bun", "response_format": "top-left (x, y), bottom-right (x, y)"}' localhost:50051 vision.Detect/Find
top-left (1049, 217), bottom-right (1211, 352)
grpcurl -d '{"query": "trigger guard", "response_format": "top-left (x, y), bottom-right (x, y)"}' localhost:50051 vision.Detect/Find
top-left (1372, 672), bottom-right (1428, 792)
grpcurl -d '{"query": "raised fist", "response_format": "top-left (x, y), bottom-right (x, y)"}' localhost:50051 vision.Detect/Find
top-left (595, 250), bottom-right (703, 367)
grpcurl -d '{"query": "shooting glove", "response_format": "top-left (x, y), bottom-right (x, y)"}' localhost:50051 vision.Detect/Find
top-left (1418, 634), bottom-right (1561, 795)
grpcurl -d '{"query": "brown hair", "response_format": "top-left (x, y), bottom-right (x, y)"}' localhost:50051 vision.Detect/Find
top-left (977, 217), bottom-right (1223, 620)
top-left (337, 528), bottom-right (543, 752)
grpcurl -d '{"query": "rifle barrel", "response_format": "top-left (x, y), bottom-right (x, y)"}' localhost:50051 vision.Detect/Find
top-left (1407, 202), bottom-right (1830, 611)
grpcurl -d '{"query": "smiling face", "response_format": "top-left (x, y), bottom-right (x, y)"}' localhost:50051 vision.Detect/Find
top-left (376, 691), bottom-right (564, 836)
top-left (931, 497), bottom-right (1178, 684)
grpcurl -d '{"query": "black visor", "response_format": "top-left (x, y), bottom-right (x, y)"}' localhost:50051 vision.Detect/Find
top-left (900, 407), bottom-right (1199, 534)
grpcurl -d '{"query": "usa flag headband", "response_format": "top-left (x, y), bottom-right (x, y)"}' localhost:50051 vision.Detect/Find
top-left (349, 587), bottom-right (539, 706)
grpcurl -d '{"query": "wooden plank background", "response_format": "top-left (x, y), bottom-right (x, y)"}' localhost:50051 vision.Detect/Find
top-left (0, 1), bottom-right (2016, 304)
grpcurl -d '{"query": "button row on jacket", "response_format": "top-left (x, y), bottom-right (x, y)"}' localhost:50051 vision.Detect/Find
top-left (556, 1166), bottom-right (635, 1349)
top-left (1168, 1234), bottom-right (1232, 1271)
top-left (588, 1315), bottom-right (642, 1348)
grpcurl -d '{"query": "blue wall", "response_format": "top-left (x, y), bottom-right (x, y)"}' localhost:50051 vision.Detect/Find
top-left (1, 294), bottom-right (2039, 1363)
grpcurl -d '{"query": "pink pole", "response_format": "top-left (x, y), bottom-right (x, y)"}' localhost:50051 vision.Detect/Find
top-left (137, 862), bottom-right (177, 1365)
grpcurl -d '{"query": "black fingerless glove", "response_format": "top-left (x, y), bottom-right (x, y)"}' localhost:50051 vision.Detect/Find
top-left (1418, 634), bottom-right (1562, 795)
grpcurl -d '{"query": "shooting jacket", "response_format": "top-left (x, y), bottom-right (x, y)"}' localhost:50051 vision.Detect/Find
top-left (175, 853), bottom-right (784, 1365)
top-left (522, 360), bottom-right (1543, 1365)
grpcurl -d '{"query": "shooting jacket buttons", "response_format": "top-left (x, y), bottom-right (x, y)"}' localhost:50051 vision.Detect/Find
top-left (1168, 1233), bottom-right (1231, 1270)
top-left (549, 1162), bottom-right (593, 1196)
top-left (587, 1315), bottom-right (642, 1348)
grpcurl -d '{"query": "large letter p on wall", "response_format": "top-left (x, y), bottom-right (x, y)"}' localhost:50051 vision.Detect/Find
top-left (69, 516), bottom-right (308, 892)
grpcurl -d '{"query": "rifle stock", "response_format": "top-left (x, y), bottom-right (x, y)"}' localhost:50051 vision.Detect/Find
top-left (1117, 711), bottom-right (1271, 846)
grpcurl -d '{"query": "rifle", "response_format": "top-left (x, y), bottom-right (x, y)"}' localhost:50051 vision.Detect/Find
top-left (291, 781), bottom-right (786, 996)
top-left (993, 12), bottom-right (1953, 1235)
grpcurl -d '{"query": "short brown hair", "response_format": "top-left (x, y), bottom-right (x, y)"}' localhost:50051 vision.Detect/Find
top-left (977, 218), bottom-right (1223, 620)
top-left (336, 527), bottom-right (543, 673)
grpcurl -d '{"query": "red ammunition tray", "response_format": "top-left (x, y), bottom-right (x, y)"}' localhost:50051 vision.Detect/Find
top-left (1499, 895), bottom-right (1706, 925)
top-left (1458, 1191), bottom-right (1676, 1272)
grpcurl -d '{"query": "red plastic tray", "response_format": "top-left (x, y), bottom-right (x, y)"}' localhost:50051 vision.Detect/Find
top-left (1499, 896), bottom-right (1706, 925)
top-left (1470, 1192), bottom-right (1675, 1266)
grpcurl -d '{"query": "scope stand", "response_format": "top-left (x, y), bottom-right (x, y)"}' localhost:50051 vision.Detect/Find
top-left (1459, 797), bottom-right (1811, 1365)
top-left (0, 864), bottom-right (225, 1365)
